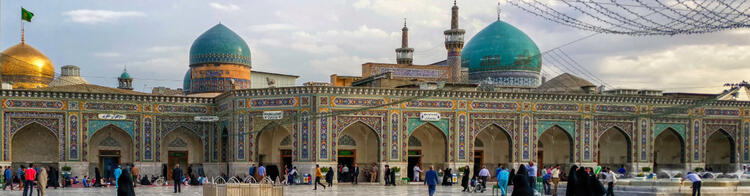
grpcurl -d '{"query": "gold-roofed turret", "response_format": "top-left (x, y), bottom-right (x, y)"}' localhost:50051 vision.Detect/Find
top-left (0, 42), bottom-right (55, 89)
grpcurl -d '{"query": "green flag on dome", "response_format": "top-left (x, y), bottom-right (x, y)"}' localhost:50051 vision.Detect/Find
top-left (21, 7), bottom-right (34, 22)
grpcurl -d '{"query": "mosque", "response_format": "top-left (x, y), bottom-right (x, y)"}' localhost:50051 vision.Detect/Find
top-left (0, 2), bottom-right (747, 183)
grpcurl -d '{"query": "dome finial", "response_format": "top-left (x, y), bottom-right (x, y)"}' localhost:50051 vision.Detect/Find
top-left (404, 18), bottom-right (407, 27)
top-left (497, 2), bottom-right (502, 21)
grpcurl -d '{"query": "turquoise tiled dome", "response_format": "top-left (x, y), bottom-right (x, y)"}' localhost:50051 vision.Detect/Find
top-left (461, 20), bottom-right (542, 87)
top-left (183, 69), bottom-right (191, 92)
top-left (189, 24), bottom-right (251, 66)
top-left (119, 71), bottom-right (131, 79)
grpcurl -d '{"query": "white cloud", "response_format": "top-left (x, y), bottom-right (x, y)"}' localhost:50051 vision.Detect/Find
top-left (290, 43), bottom-right (343, 55)
top-left (248, 24), bottom-right (297, 32)
top-left (308, 56), bottom-right (376, 78)
top-left (93, 52), bottom-right (121, 57)
top-left (209, 3), bottom-right (240, 11)
top-left (599, 44), bottom-right (750, 93)
top-left (63, 10), bottom-right (145, 24)
top-left (146, 46), bottom-right (183, 53)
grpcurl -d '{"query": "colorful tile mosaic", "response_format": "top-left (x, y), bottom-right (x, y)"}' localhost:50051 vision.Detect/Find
top-left (84, 102), bottom-right (137, 111)
top-left (300, 111), bottom-right (309, 160)
top-left (584, 118), bottom-right (591, 160)
top-left (641, 119), bottom-right (648, 161)
top-left (157, 105), bottom-right (208, 113)
top-left (391, 113), bottom-right (399, 160)
top-left (405, 100), bottom-right (453, 109)
top-left (595, 105), bottom-right (636, 113)
top-left (534, 103), bottom-right (579, 112)
top-left (320, 115), bottom-right (329, 160)
top-left (458, 114), bottom-right (466, 160)
top-left (250, 97), bottom-right (297, 108)
top-left (144, 117), bottom-right (152, 160)
top-left (69, 114), bottom-right (79, 160)
top-left (237, 114), bottom-right (246, 160)
top-left (745, 122), bottom-right (749, 161)
top-left (470, 101), bottom-right (518, 110)
top-left (705, 109), bottom-right (740, 116)
top-left (333, 97), bottom-right (385, 107)
top-left (4, 99), bottom-right (63, 109)
top-left (694, 120), bottom-right (700, 161)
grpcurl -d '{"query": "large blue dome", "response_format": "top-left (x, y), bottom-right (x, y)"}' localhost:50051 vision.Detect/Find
top-left (189, 24), bottom-right (251, 66)
top-left (461, 20), bottom-right (541, 87)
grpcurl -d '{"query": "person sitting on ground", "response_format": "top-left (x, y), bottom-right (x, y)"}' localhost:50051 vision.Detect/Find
top-left (83, 176), bottom-right (90, 187)
top-left (140, 175), bottom-right (151, 185)
top-left (189, 174), bottom-right (199, 185)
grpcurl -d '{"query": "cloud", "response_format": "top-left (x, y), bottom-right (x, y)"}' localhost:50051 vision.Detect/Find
top-left (93, 52), bottom-right (121, 57)
top-left (146, 46), bottom-right (183, 53)
top-left (209, 3), bottom-right (240, 11)
top-left (598, 44), bottom-right (750, 93)
top-left (63, 10), bottom-right (145, 24)
top-left (248, 24), bottom-right (297, 32)
top-left (308, 56), bottom-right (377, 79)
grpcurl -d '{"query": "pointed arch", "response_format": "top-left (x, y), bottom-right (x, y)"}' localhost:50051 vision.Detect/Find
top-left (161, 127), bottom-right (204, 165)
top-left (339, 120), bottom-right (379, 136)
top-left (706, 129), bottom-right (736, 172)
top-left (11, 122), bottom-right (59, 163)
top-left (538, 125), bottom-right (574, 168)
top-left (474, 124), bottom-right (513, 175)
top-left (88, 124), bottom-right (135, 167)
top-left (407, 122), bottom-right (449, 181)
top-left (598, 126), bottom-right (632, 167)
top-left (654, 128), bottom-right (685, 171)
top-left (255, 121), bottom-right (292, 165)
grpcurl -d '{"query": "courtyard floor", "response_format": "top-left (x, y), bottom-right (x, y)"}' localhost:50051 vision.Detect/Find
top-left (0, 184), bottom-right (491, 196)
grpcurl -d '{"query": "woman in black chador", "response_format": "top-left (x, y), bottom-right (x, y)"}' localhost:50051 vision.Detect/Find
top-left (117, 169), bottom-right (135, 196)
top-left (511, 165), bottom-right (532, 196)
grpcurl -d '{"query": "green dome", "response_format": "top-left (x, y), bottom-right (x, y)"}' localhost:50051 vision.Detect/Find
top-left (189, 24), bottom-right (251, 66)
top-left (461, 20), bottom-right (542, 87)
top-left (183, 69), bottom-right (191, 92)
top-left (120, 71), bottom-right (131, 79)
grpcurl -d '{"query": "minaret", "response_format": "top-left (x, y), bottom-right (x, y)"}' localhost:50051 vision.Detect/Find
top-left (118, 67), bottom-right (133, 90)
top-left (444, 0), bottom-right (465, 82)
top-left (395, 19), bottom-right (414, 65)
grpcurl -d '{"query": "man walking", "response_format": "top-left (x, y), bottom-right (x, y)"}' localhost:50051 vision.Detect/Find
top-left (527, 162), bottom-right (537, 190)
top-left (384, 165), bottom-right (391, 185)
top-left (424, 166), bottom-right (439, 196)
top-left (370, 164), bottom-right (378, 183)
top-left (23, 164), bottom-right (36, 196)
top-left (683, 172), bottom-right (701, 196)
top-left (249, 164), bottom-right (256, 179)
top-left (478, 166), bottom-right (490, 192)
top-left (551, 165), bottom-right (560, 196)
top-left (3, 166), bottom-right (11, 190)
top-left (132, 165), bottom-right (139, 187)
top-left (173, 164), bottom-right (183, 193)
top-left (413, 165), bottom-right (422, 182)
top-left (313, 165), bottom-right (326, 190)
top-left (258, 165), bottom-right (266, 181)
top-left (605, 167), bottom-right (617, 196)
top-left (114, 165), bottom-right (122, 188)
top-left (352, 163), bottom-right (360, 185)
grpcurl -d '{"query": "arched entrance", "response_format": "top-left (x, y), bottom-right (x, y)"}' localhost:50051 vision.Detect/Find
top-left (88, 125), bottom-right (133, 179)
top-left (337, 122), bottom-right (380, 182)
top-left (256, 123), bottom-right (291, 181)
top-left (706, 130), bottom-right (735, 172)
top-left (11, 123), bottom-right (59, 169)
top-left (654, 128), bottom-right (685, 172)
top-left (537, 125), bottom-right (573, 170)
top-left (407, 123), bottom-right (447, 181)
top-left (474, 125), bottom-right (512, 176)
top-left (597, 127), bottom-right (632, 169)
top-left (161, 127), bottom-right (204, 179)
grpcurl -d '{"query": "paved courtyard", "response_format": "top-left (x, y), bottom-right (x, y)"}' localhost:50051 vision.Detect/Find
top-left (0, 184), bottom-right (490, 196)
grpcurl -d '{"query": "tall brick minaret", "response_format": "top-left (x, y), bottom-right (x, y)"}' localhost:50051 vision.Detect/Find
top-left (444, 0), bottom-right (465, 82)
top-left (396, 19), bottom-right (414, 65)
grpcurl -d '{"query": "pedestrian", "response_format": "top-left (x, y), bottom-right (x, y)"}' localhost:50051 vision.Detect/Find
top-left (93, 167), bottom-right (102, 187)
top-left (114, 165), bottom-right (122, 188)
top-left (589, 168), bottom-right (606, 196)
top-left (289, 166), bottom-right (298, 185)
top-left (389, 167), bottom-right (396, 186)
top-left (461, 165), bottom-right (470, 192)
top-left (542, 168), bottom-right (551, 195)
top-left (424, 166), bottom-right (439, 196)
top-left (172, 164), bottom-right (183, 193)
top-left (508, 169), bottom-right (515, 186)
top-left (551, 165), bottom-right (560, 196)
top-left (187, 165), bottom-right (193, 179)
top-left (325, 167), bottom-right (334, 187)
top-left (18, 165), bottom-right (25, 191)
top-left (511, 164), bottom-right (532, 196)
top-left (605, 168), bottom-right (617, 196)
top-left (441, 168), bottom-right (450, 186)
top-left (131, 165), bottom-right (139, 187)
top-left (413, 164), bottom-right (422, 182)
top-left (496, 165), bottom-right (509, 196)
top-left (48, 166), bottom-right (58, 189)
top-left (352, 163), bottom-right (360, 184)
top-left (249, 164), bottom-right (256, 180)
top-left (565, 165), bottom-right (579, 196)
top-left (527, 161), bottom-right (537, 190)
top-left (574, 166), bottom-right (593, 196)
top-left (37, 167), bottom-right (47, 196)
top-left (313, 164), bottom-right (326, 190)
top-left (3, 166), bottom-right (11, 190)
top-left (478, 166), bottom-right (490, 192)
top-left (117, 169), bottom-right (135, 196)
top-left (23, 164), bottom-right (36, 196)
top-left (342, 164), bottom-right (349, 182)
top-left (370, 164), bottom-right (378, 183)
top-left (258, 164), bottom-right (266, 180)
top-left (383, 165), bottom-right (391, 185)
top-left (683, 172), bottom-right (702, 196)
top-left (617, 165), bottom-right (626, 176)
top-left (161, 164), bottom-right (168, 184)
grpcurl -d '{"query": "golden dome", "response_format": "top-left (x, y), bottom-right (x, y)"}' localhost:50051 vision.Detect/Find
top-left (0, 43), bottom-right (54, 89)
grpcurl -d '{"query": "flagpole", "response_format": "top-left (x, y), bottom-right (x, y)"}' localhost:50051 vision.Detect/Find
top-left (21, 6), bottom-right (24, 44)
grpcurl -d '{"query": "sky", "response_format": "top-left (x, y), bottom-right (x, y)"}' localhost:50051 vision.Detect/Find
top-left (1, 0), bottom-right (748, 93)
